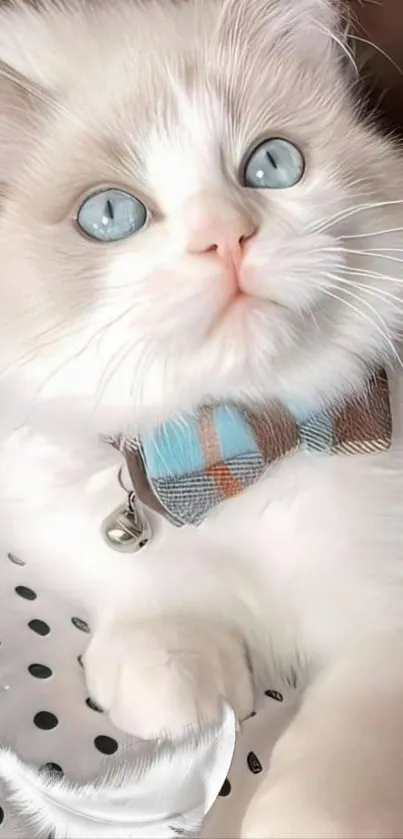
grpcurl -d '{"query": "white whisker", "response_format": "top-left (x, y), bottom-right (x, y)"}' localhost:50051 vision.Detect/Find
top-left (341, 228), bottom-right (403, 240)
top-left (309, 199), bottom-right (403, 236)
top-left (342, 266), bottom-right (403, 287)
top-left (323, 284), bottom-right (403, 369)
top-left (349, 33), bottom-right (403, 79)
top-left (319, 22), bottom-right (359, 74)
top-left (93, 339), bottom-right (143, 414)
top-left (315, 244), bottom-right (403, 270)
top-left (326, 273), bottom-right (403, 310)
top-left (341, 249), bottom-right (403, 267)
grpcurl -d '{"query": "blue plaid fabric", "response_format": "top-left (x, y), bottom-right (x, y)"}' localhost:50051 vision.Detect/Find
top-left (123, 370), bottom-right (391, 527)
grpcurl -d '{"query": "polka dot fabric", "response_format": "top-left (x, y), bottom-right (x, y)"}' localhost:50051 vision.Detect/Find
top-left (0, 551), bottom-right (297, 837)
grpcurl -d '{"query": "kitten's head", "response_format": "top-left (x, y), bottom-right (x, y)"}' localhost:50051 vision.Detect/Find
top-left (1, 0), bottom-right (403, 433)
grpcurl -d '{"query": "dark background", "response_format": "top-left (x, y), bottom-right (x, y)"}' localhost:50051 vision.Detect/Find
top-left (350, 0), bottom-right (403, 133)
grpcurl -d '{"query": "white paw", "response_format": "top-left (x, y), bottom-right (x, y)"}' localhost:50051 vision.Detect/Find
top-left (83, 617), bottom-right (254, 739)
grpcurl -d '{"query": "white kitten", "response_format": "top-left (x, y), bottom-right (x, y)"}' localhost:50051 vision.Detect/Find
top-left (2, 0), bottom-right (403, 836)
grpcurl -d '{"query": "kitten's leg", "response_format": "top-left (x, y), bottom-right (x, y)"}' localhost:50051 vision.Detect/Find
top-left (84, 616), bottom-right (254, 738)
top-left (242, 635), bottom-right (403, 839)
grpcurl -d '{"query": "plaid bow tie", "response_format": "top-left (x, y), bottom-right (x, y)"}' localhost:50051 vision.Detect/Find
top-left (123, 370), bottom-right (391, 527)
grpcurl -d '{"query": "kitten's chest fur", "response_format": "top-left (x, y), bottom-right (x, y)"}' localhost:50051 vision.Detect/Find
top-left (2, 375), bottom-right (403, 686)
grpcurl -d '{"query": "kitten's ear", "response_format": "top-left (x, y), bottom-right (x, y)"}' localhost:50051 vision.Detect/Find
top-left (280, 0), bottom-right (351, 63)
top-left (0, 60), bottom-right (49, 202)
top-left (284, 0), bottom-right (339, 25)
top-left (229, 0), bottom-right (351, 70)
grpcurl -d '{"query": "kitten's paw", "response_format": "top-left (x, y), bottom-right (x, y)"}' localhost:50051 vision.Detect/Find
top-left (83, 617), bottom-right (254, 739)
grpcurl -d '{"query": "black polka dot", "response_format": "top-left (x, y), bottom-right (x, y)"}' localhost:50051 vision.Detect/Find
top-left (218, 778), bottom-right (231, 797)
top-left (8, 552), bottom-right (25, 566)
top-left (77, 655), bottom-right (83, 668)
top-left (28, 663), bottom-right (53, 679)
top-left (247, 751), bottom-right (263, 775)
top-left (34, 711), bottom-right (59, 730)
top-left (138, 539), bottom-right (148, 549)
top-left (86, 697), bottom-right (103, 712)
top-left (0, 806), bottom-right (4, 825)
top-left (71, 617), bottom-right (90, 633)
top-left (265, 689), bottom-right (283, 702)
top-left (94, 735), bottom-right (118, 755)
top-left (39, 762), bottom-right (63, 777)
top-left (247, 711), bottom-right (256, 719)
top-left (15, 585), bottom-right (36, 601)
top-left (28, 619), bottom-right (50, 636)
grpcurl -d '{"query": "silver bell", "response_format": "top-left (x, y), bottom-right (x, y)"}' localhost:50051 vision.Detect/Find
top-left (101, 492), bottom-right (152, 553)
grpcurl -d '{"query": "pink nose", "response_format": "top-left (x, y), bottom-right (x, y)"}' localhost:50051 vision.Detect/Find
top-left (184, 194), bottom-right (257, 261)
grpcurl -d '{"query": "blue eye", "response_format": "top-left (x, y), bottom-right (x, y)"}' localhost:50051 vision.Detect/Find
top-left (77, 188), bottom-right (148, 242)
top-left (242, 138), bottom-right (305, 189)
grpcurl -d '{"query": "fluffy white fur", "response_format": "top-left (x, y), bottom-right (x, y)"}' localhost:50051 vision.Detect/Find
top-left (0, 702), bottom-right (236, 837)
top-left (1, 0), bottom-right (403, 835)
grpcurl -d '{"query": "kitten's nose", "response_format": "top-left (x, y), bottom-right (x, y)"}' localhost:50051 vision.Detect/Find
top-left (184, 194), bottom-right (257, 261)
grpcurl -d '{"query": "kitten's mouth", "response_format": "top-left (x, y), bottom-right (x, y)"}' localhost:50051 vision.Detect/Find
top-left (208, 290), bottom-right (284, 338)
top-left (229, 289), bottom-right (284, 310)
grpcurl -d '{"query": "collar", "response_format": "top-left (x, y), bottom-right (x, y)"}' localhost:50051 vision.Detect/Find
top-left (122, 369), bottom-right (392, 528)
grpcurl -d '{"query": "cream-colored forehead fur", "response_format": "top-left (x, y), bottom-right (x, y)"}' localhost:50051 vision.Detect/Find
top-left (0, 0), bottom-right (339, 91)
top-left (0, 0), bottom-right (349, 208)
